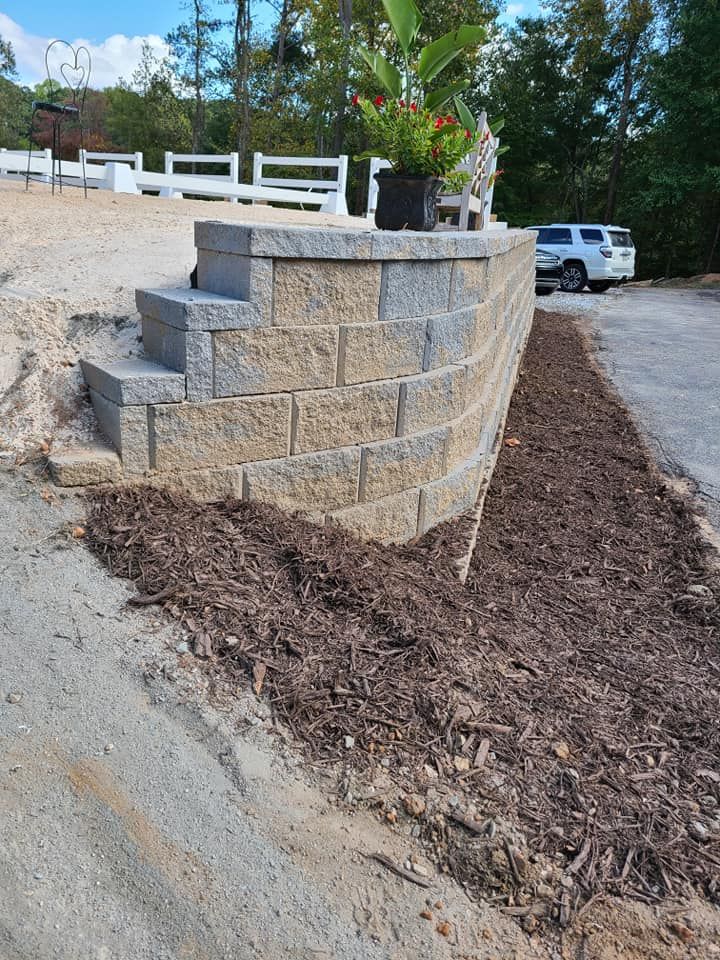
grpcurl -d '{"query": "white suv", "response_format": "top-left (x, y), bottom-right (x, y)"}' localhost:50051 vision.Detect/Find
top-left (526, 224), bottom-right (636, 293)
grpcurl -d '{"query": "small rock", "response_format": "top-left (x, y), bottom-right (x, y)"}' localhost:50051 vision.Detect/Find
top-left (669, 921), bottom-right (694, 943)
top-left (482, 928), bottom-right (493, 940)
top-left (71, 526), bottom-right (85, 539)
top-left (175, 641), bottom-right (189, 654)
top-left (553, 741), bottom-right (570, 760)
top-left (386, 809), bottom-right (397, 824)
top-left (343, 735), bottom-right (355, 749)
top-left (688, 820), bottom-right (709, 842)
top-left (436, 921), bottom-right (451, 938)
top-left (448, 795), bottom-right (460, 808)
top-left (412, 862), bottom-right (430, 877)
top-left (403, 794), bottom-right (426, 818)
top-left (453, 755), bottom-right (470, 772)
top-left (424, 764), bottom-right (438, 779)
top-left (687, 584), bottom-right (712, 597)
top-left (522, 916), bottom-right (538, 933)
top-left (103, 743), bottom-right (114, 754)
top-left (380, 758), bottom-right (390, 768)
top-left (6, 692), bottom-right (23, 704)
top-left (536, 883), bottom-right (555, 898)
top-left (420, 910), bottom-right (433, 921)
top-left (434, 900), bottom-right (444, 910)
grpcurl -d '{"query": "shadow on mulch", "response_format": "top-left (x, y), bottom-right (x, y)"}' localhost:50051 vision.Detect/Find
top-left (86, 310), bottom-right (720, 916)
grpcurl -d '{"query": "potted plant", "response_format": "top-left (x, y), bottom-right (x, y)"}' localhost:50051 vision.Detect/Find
top-left (353, 0), bottom-right (487, 231)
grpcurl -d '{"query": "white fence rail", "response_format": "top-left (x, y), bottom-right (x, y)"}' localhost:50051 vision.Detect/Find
top-left (366, 114), bottom-right (500, 230)
top-left (1, 149), bottom-right (337, 209)
top-left (162, 151), bottom-right (240, 203)
top-left (253, 152), bottom-right (349, 215)
top-left (79, 149), bottom-right (143, 171)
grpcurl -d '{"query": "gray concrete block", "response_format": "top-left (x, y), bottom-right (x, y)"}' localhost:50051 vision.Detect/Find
top-left (370, 232), bottom-right (458, 261)
top-left (397, 364), bottom-right (466, 435)
top-left (423, 307), bottom-right (477, 370)
top-left (135, 287), bottom-right (264, 331)
top-left (453, 229), bottom-right (534, 259)
top-left (141, 318), bottom-right (213, 402)
top-left (89, 390), bottom-right (149, 475)
top-left (243, 447), bottom-right (361, 511)
top-left (194, 222), bottom-right (373, 259)
top-left (380, 259), bottom-right (452, 320)
top-left (81, 358), bottom-right (186, 405)
top-left (450, 258), bottom-right (490, 310)
top-left (49, 444), bottom-right (122, 486)
top-left (360, 426), bottom-right (447, 501)
top-left (417, 455), bottom-right (484, 534)
top-left (196, 251), bottom-right (273, 322)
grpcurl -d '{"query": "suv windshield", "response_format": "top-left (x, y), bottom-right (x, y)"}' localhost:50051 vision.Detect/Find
top-left (532, 227), bottom-right (572, 244)
top-left (609, 231), bottom-right (634, 248)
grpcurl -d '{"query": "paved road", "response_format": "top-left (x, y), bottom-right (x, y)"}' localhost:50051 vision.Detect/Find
top-left (590, 286), bottom-right (720, 532)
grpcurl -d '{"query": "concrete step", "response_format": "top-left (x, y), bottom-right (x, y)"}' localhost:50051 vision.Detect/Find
top-left (49, 443), bottom-right (122, 487)
top-left (136, 287), bottom-right (261, 331)
top-left (81, 358), bottom-right (186, 406)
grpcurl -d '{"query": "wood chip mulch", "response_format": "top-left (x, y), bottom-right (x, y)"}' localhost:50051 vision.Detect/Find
top-left (86, 310), bottom-right (720, 911)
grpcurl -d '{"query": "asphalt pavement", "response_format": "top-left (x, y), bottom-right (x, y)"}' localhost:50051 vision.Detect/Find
top-left (589, 286), bottom-right (720, 533)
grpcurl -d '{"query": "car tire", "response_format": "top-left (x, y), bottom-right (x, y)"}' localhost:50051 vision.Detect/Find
top-left (560, 261), bottom-right (587, 293)
top-left (588, 281), bottom-right (612, 293)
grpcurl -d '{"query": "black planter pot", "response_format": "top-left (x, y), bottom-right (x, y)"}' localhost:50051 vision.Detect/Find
top-left (374, 171), bottom-right (443, 232)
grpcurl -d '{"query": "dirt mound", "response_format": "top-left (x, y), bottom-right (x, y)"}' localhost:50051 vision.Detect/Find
top-left (85, 311), bottom-right (720, 920)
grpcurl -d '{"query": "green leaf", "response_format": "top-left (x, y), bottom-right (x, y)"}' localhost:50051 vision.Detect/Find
top-left (381, 0), bottom-right (422, 56)
top-left (453, 96), bottom-right (476, 132)
top-left (358, 46), bottom-right (403, 98)
top-left (495, 145), bottom-right (510, 156)
top-left (417, 25), bottom-right (486, 83)
top-left (489, 116), bottom-right (505, 135)
top-left (424, 80), bottom-right (469, 112)
top-left (354, 149), bottom-right (390, 162)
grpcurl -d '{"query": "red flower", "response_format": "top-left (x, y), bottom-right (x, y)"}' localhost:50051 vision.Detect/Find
top-left (409, 102), bottom-right (417, 112)
top-left (496, 168), bottom-right (505, 176)
top-left (464, 128), bottom-right (472, 139)
top-left (434, 116), bottom-right (444, 129)
top-left (374, 95), bottom-right (384, 106)
top-left (351, 93), bottom-right (359, 106)
top-left (445, 114), bottom-right (456, 124)
top-left (399, 99), bottom-right (405, 107)
top-left (431, 147), bottom-right (440, 158)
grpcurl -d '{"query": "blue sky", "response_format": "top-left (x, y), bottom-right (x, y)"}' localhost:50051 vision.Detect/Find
top-left (0, 1), bottom-right (540, 87)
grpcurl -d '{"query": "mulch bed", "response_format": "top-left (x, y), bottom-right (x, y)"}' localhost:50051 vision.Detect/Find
top-left (85, 310), bottom-right (720, 916)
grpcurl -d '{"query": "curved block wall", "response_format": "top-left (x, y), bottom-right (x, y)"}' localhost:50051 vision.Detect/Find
top-left (81, 222), bottom-right (535, 543)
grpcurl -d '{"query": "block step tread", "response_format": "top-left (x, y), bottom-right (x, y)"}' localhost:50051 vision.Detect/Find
top-left (81, 358), bottom-right (186, 405)
top-left (136, 287), bottom-right (261, 331)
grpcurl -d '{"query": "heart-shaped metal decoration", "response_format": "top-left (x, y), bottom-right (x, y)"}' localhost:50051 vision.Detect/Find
top-left (46, 40), bottom-right (92, 98)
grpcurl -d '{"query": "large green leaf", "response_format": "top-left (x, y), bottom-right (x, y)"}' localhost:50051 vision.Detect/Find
top-left (358, 46), bottom-right (403, 98)
top-left (381, 0), bottom-right (422, 56)
top-left (489, 116), bottom-right (505, 135)
top-left (453, 96), bottom-right (476, 132)
top-left (495, 145), bottom-right (510, 156)
top-left (417, 25), bottom-right (486, 83)
top-left (424, 80), bottom-right (469, 112)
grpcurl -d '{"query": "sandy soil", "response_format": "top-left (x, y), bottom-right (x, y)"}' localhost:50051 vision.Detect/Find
top-left (0, 180), bottom-right (368, 456)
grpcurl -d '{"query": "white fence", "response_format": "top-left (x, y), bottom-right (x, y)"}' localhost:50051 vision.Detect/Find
top-left (162, 151), bottom-right (240, 203)
top-left (79, 149), bottom-right (143, 171)
top-left (1, 149), bottom-right (341, 210)
top-left (366, 114), bottom-right (500, 230)
top-left (252, 152), bottom-right (349, 215)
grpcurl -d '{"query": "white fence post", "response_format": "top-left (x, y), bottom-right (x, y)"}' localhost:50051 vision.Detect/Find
top-left (366, 157), bottom-right (392, 219)
top-left (0, 148), bottom-right (6, 177)
top-left (251, 151), bottom-right (262, 206)
top-left (101, 162), bottom-right (139, 194)
top-left (135, 151), bottom-right (143, 173)
top-left (229, 151), bottom-right (239, 204)
top-left (160, 151), bottom-right (183, 199)
top-left (319, 154), bottom-right (349, 215)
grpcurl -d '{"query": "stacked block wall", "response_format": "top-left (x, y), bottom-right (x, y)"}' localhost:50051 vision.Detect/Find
top-left (101, 223), bottom-right (536, 543)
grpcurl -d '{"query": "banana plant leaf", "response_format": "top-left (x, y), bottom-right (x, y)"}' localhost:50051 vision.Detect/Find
top-left (381, 0), bottom-right (423, 56)
top-left (424, 80), bottom-right (470, 112)
top-left (417, 25), bottom-right (486, 83)
top-left (358, 46), bottom-right (403, 99)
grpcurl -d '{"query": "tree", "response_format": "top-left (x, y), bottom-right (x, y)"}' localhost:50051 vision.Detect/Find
top-left (167, 0), bottom-right (222, 156)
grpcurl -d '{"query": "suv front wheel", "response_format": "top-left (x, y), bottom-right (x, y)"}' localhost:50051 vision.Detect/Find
top-left (560, 261), bottom-right (587, 293)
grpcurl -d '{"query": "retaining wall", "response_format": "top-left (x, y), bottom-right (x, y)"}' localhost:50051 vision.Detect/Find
top-left (75, 222), bottom-right (536, 543)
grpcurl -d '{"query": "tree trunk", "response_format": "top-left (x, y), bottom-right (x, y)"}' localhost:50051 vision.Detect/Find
top-left (604, 37), bottom-right (638, 224)
top-left (333, 0), bottom-right (352, 155)
top-left (192, 0), bottom-right (203, 168)
top-left (233, 0), bottom-right (252, 178)
top-left (270, 0), bottom-right (290, 110)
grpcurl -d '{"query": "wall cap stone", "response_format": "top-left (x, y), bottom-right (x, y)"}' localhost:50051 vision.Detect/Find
top-left (194, 220), bottom-right (534, 261)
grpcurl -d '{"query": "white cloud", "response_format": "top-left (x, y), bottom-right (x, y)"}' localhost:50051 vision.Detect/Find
top-left (505, 3), bottom-right (525, 15)
top-left (0, 13), bottom-right (170, 88)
